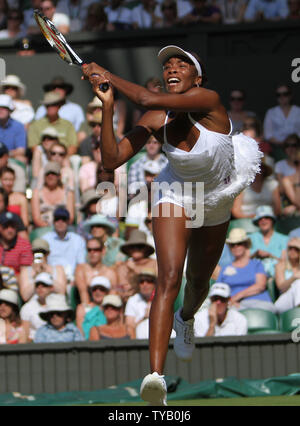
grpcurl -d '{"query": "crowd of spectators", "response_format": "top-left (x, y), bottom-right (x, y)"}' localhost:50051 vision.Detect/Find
top-left (0, 0), bottom-right (298, 43)
top-left (0, 26), bottom-right (300, 343)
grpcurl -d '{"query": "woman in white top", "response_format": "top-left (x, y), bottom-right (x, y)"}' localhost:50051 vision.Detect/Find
top-left (82, 45), bottom-right (261, 405)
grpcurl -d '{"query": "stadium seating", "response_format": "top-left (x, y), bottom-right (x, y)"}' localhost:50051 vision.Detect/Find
top-left (240, 308), bottom-right (280, 334)
top-left (279, 307), bottom-right (300, 333)
top-left (267, 278), bottom-right (280, 303)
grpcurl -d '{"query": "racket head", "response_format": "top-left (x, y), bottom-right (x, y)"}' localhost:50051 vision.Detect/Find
top-left (34, 10), bottom-right (83, 66)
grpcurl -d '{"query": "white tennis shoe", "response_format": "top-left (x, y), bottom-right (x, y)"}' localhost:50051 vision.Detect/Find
top-left (173, 308), bottom-right (195, 361)
top-left (140, 372), bottom-right (167, 406)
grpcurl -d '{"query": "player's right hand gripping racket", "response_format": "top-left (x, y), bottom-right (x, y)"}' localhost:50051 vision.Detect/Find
top-left (34, 9), bottom-right (109, 92)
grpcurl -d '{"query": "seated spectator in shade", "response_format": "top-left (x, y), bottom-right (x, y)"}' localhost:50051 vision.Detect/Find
top-left (281, 146), bottom-right (300, 216)
top-left (105, 0), bottom-right (133, 31)
top-left (31, 162), bottom-right (75, 228)
top-left (0, 74), bottom-right (34, 127)
top-left (34, 293), bottom-right (83, 343)
top-left (19, 238), bottom-right (67, 302)
top-left (0, 95), bottom-right (27, 164)
top-left (215, 0), bottom-right (247, 24)
top-left (227, 89), bottom-right (256, 135)
top-left (22, 0), bottom-right (42, 35)
top-left (274, 237), bottom-right (300, 313)
top-left (180, 0), bottom-right (222, 25)
top-left (89, 294), bottom-right (130, 340)
top-left (263, 83), bottom-right (300, 162)
top-left (74, 236), bottom-right (117, 305)
top-left (0, 166), bottom-right (29, 228)
top-left (0, 211), bottom-right (33, 276)
top-left (42, 207), bottom-right (86, 282)
top-left (127, 136), bottom-right (168, 197)
top-left (217, 228), bottom-right (276, 312)
top-left (76, 276), bottom-right (109, 339)
top-left (231, 157), bottom-right (281, 219)
top-left (287, 0), bottom-right (300, 18)
top-left (0, 142), bottom-right (27, 195)
top-left (242, 116), bottom-right (272, 158)
top-left (77, 96), bottom-right (103, 147)
top-left (194, 283), bottom-right (248, 337)
top-left (274, 134), bottom-right (299, 195)
top-left (124, 269), bottom-right (157, 339)
top-left (153, 0), bottom-right (178, 29)
top-left (77, 189), bottom-right (100, 237)
top-left (37, 141), bottom-right (75, 192)
top-left (35, 76), bottom-right (85, 133)
top-left (244, 0), bottom-right (289, 21)
top-left (83, 2), bottom-right (108, 32)
top-left (20, 272), bottom-right (54, 342)
top-left (83, 214), bottom-right (126, 266)
top-left (0, 8), bottom-right (26, 40)
top-left (28, 91), bottom-right (78, 156)
top-left (56, 0), bottom-right (96, 32)
top-left (250, 205), bottom-right (289, 277)
top-left (0, 289), bottom-right (27, 344)
top-left (131, 0), bottom-right (163, 29)
top-left (40, 0), bottom-right (70, 34)
top-left (0, 187), bottom-right (27, 239)
top-left (116, 230), bottom-right (157, 299)
top-left (0, 0), bottom-right (8, 31)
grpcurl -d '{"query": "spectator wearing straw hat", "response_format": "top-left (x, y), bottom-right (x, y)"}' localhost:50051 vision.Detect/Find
top-left (19, 238), bottom-right (67, 302)
top-left (83, 214), bottom-right (126, 266)
top-left (34, 293), bottom-right (83, 343)
top-left (116, 230), bottom-right (157, 300)
top-left (249, 205), bottom-right (289, 277)
top-left (0, 289), bottom-right (27, 344)
top-left (0, 94), bottom-right (27, 164)
top-left (194, 283), bottom-right (248, 337)
top-left (28, 91), bottom-right (77, 155)
top-left (35, 76), bottom-right (85, 132)
top-left (20, 272), bottom-right (54, 342)
top-left (0, 74), bottom-right (34, 127)
top-left (217, 228), bottom-right (275, 312)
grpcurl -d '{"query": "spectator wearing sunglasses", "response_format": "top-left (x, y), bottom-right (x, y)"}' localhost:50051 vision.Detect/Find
top-left (264, 84), bottom-right (300, 161)
top-left (0, 8), bottom-right (26, 40)
top-left (194, 283), bottom-right (248, 337)
top-left (42, 206), bottom-right (86, 282)
top-left (74, 237), bottom-right (118, 304)
top-left (227, 89), bottom-right (256, 134)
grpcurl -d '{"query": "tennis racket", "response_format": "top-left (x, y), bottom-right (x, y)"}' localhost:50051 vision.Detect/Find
top-left (34, 9), bottom-right (109, 92)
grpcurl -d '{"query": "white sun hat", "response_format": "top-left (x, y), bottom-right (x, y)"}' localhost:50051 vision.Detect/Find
top-left (1, 75), bottom-right (26, 97)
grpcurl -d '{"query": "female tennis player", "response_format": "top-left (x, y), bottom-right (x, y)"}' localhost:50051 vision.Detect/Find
top-left (82, 45), bottom-right (262, 406)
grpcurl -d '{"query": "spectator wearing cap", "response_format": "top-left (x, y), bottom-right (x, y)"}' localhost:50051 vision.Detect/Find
top-left (125, 269), bottom-right (157, 339)
top-left (76, 275), bottom-right (110, 339)
top-left (0, 74), bottom-right (34, 127)
top-left (35, 76), bottom-right (85, 132)
top-left (0, 211), bottom-right (33, 276)
top-left (127, 136), bottom-right (168, 197)
top-left (249, 205), bottom-right (289, 278)
top-left (0, 94), bottom-right (27, 164)
top-left (20, 272), bottom-right (54, 342)
top-left (274, 237), bottom-right (300, 313)
top-left (90, 294), bottom-right (130, 341)
top-left (0, 141), bottom-right (27, 194)
top-left (217, 228), bottom-right (275, 312)
top-left (34, 293), bottom-right (84, 343)
top-left (116, 230), bottom-right (157, 299)
top-left (83, 214), bottom-right (126, 266)
top-left (19, 238), bottom-right (67, 302)
top-left (31, 161), bottom-right (75, 228)
top-left (193, 283), bottom-right (248, 337)
top-left (0, 187), bottom-right (27, 239)
top-left (74, 236), bottom-right (117, 304)
top-left (42, 207), bottom-right (86, 282)
top-left (0, 166), bottom-right (29, 228)
top-left (28, 91), bottom-right (77, 156)
top-left (0, 289), bottom-right (27, 344)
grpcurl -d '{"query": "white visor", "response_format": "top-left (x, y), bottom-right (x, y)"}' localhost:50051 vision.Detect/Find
top-left (158, 45), bottom-right (202, 77)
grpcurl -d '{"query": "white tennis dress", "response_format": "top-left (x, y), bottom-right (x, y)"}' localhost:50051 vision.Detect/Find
top-left (153, 111), bottom-right (262, 227)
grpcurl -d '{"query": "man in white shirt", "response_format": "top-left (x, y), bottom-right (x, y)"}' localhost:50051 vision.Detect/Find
top-left (194, 283), bottom-right (248, 337)
top-left (20, 272), bottom-right (54, 341)
top-left (40, 0), bottom-right (70, 34)
top-left (56, 0), bottom-right (95, 32)
top-left (105, 0), bottom-right (133, 30)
